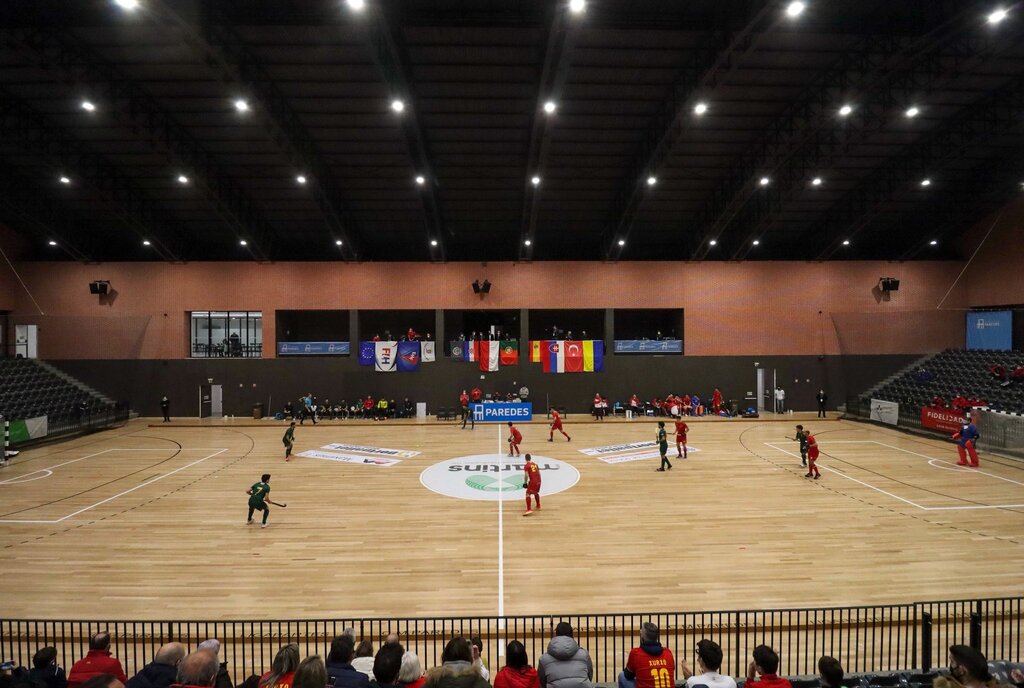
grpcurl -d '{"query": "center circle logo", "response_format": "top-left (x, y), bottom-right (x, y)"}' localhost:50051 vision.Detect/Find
top-left (420, 454), bottom-right (580, 501)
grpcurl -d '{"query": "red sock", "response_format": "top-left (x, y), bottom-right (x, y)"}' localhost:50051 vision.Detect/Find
top-left (967, 442), bottom-right (979, 466)
top-left (811, 461), bottom-right (820, 476)
top-left (525, 495), bottom-right (531, 511)
top-left (534, 494), bottom-right (541, 509)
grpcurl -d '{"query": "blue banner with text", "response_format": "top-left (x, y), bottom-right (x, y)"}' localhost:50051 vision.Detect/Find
top-left (613, 340), bottom-right (683, 354)
top-left (471, 402), bottom-right (533, 422)
top-left (278, 341), bottom-right (351, 356)
top-left (966, 311), bottom-right (1012, 351)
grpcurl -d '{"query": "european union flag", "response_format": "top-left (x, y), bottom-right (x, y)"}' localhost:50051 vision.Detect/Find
top-left (359, 341), bottom-right (376, 366)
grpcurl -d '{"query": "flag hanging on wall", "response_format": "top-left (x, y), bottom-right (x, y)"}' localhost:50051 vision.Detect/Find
top-left (529, 340), bottom-right (543, 363)
top-left (583, 339), bottom-right (604, 372)
top-left (422, 341), bottom-right (436, 362)
top-left (374, 341), bottom-right (398, 372)
top-left (478, 340), bottom-right (500, 371)
top-left (397, 341), bottom-right (421, 372)
top-left (466, 340), bottom-right (478, 362)
top-left (499, 340), bottom-right (519, 365)
top-left (542, 341), bottom-right (564, 373)
top-left (359, 341), bottom-right (376, 366)
top-left (449, 341), bottom-right (465, 361)
top-left (539, 340), bottom-right (603, 373)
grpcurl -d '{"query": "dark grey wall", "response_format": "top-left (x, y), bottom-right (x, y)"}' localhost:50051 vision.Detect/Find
top-left (53, 354), bottom-right (918, 418)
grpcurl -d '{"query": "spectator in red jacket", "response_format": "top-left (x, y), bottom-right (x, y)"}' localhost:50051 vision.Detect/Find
top-left (744, 646), bottom-right (792, 688)
top-left (931, 395), bottom-right (946, 409)
top-left (68, 633), bottom-right (127, 688)
top-left (494, 642), bottom-right (539, 688)
top-left (170, 650), bottom-right (220, 688)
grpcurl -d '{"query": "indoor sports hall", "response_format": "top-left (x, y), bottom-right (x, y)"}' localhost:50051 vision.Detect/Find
top-left (1, 1), bottom-right (1022, 687)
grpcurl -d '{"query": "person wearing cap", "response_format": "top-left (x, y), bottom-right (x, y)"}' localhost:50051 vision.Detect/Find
top-left (680, 640), bottom-right (735, 688)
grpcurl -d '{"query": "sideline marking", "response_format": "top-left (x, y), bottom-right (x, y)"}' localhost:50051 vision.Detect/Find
top-left (0, 449), bottom-right (229, 524)
top-left (764, 441), bottom-right (1023, 511)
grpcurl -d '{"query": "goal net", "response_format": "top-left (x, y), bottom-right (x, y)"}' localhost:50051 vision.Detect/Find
top-left (972, 407), bottom-right (1024, 453)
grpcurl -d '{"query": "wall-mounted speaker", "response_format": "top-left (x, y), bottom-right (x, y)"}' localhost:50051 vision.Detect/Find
top-left (89, 280), bottom-right (110, 295)
top-left (879, 277), bottom-right (900, 292)
top-left (472, 280), bottom-right (481, 294)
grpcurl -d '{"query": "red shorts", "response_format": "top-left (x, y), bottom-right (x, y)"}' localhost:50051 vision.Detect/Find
top-left (526, 483), bottom-right (540, 495)
top-left (676, 435), bottom-right (686, 442)
top-left (551, 420), bottom-right (562, 430)
top-left (808, 447), bottom-right (820, 460)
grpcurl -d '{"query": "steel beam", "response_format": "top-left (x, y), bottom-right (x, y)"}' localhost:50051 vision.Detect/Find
top-left (517, 3), bottom-right (581, 260)
top-left (0, 89), bottom-right (190, 262)
top-left (4, 26), bottom-right (278, 261)
top-left (360, 4), bottom-right (445, 261)
top-left (601, 1), bottom-right (780, 260)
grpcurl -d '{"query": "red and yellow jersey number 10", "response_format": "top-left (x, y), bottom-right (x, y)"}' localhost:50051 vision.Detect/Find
top-left (650, 669), bottom-right (672, 688)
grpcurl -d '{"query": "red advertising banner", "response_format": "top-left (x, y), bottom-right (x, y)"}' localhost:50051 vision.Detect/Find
top-left (921, 406), bottom-right (967, 433)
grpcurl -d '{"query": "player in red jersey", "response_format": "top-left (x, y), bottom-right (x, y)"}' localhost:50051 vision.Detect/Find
top-left (471, 387), bottom-right (483, 403)
top-left (674, 418), bottom-right (689, 459)
top-left (681, 395), bottom-right (692, 416)
top-left (711, 388), bottom-right (723, 414)
top-left (507, 421), bottom-right (523, 456)
top-left (459, 389), bottom-right (474, 430)
top-left (522, 453), bottom-right (541, 516)
top-left (805, 430), bottom-right (821, 479)
top-left (548, 408), bottom-right (571, 442)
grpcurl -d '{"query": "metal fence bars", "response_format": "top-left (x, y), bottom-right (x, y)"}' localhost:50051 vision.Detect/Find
top-left (0, 598), bottom-right (1020, 683)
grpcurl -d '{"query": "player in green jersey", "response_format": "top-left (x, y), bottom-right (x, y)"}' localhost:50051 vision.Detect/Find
top-left (656, 421), bottom-right (672, 472)
top-left (283, 422), bottom-right (296, 461)
top-left (247, 473), bottom-right (273, 528)
top-left (795, 424), bottom-right (808, 466)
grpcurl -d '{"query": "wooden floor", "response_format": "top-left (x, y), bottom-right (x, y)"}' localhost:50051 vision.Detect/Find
top-left (1, 414), bottom-right (1022, 620)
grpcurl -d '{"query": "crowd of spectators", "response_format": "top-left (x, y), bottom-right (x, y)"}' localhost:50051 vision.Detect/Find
top-left (609, 390), bottom-right (731, 418)
top-left (282, 394), bottom-right (416, 422)
top-left (369, 329), bottom-right (433, 343)
top-left (2, 628), bottom-right (1022, 688)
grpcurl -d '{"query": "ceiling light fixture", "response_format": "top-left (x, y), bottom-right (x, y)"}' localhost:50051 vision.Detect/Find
top-left (177, 174), bottom-right (189, 184)
top-left (709, 239), bottom-right (717, 246)
top-left (335, 239), bottom-right (343, 246)
top-left (920, 178), bottom-right (932, 187)
top-left (59, 175), bottom-right (71, 185)
top-left (839, 104), bottom-right (853, 117)
top-left (842, 240), bottom-right (850, 246)
top-left (48, 240), bottom-right (58, 246)
top-left (752, 239), bottom-right (761, 246)
top-left (296, 175), bottom-right (307, 185)
top-left (618, 239), bottom-right (626, 247)
top-left (812, 177), bottom-right (823, 186)
top-left (430, 239), bottom-right (438, 247)
top-left (415, 175), bottom-right (425, 185)
top-left (694, 102), bottom-right (708, 115)
top-left (524, 239), bottom-right (532, 246)
top-left (543, 100), bottom-right (557, 114)
top-left (569, 0), bottom-right (586, 13)
top-left (531, 176), bottom-right (541, 186)
top-left (114, 0), bottom-right (140, 10)
top-left (647, 176), bottom-right (657, 186)
top-left (391, 99), bottom-right (405, 113)
top-left (239, 239), bottom-right (248, 246)
top-left (785, 1), bottom-right (806, 18)
top-left (930, 240), bottom-right (938, 246)
top-left (988, 7), bottom-right (1009, 24)
top-left (905, 106), bottom-right (920, 118)
top-left (233, 99), bottom-right (249, 113)
top-left (346, 0), bottom-right (366, 10)
top-left (759, 176), bottom-right (770, 186)
top-left (142, 240), bottom-right (151, 246)
top-left (81, 100), bottom-right (96, 112)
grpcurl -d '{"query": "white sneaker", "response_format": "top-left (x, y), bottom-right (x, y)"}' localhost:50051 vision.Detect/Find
top-left (260, 523), bottom-right (268, 528)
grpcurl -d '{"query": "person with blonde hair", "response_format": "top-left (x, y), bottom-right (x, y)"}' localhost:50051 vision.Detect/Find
top-left (258, 645), bottom-right (300, 688)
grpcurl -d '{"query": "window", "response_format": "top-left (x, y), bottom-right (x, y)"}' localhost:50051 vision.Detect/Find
top-left (190, 311), bottom-right (262, 357)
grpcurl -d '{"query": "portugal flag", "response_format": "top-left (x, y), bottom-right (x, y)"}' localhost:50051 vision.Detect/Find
top-left (499, 339), bottom-right (519, 365)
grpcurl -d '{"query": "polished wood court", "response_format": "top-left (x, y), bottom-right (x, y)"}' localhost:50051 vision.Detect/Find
top-left (1, 415), bottom-right (1022, 620)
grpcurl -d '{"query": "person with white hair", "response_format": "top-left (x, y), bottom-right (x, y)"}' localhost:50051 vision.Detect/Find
top-left (397, 653), bottom-right (425, 688)
top-left (196, 641), bottom-right (232, 688)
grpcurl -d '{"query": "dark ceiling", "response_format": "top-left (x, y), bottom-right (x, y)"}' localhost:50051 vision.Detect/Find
top-left (1, 0), bottom-right (1023, 262)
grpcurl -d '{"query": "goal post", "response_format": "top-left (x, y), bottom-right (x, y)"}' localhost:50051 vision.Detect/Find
top-left (972, 407), bottom-right (1024, 454)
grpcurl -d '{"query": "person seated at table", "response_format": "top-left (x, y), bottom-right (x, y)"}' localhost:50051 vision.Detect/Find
top-left (629, 394), bottom-right (642, 415)
top-left (692, 394), bottom-right (703, 416)
top-left (376, 397), bottom-right (389, 420)
top-left (283, 401), bottom-right (294, 420)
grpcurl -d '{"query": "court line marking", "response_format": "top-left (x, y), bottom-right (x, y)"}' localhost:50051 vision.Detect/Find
top-left (765, 441), bottom-right (1023, 511)
top-left (0, 448), bottom-right (230, 486)
top-left (765, 442), bottom-right (928, 510)
top-left (0, 449), bottom-right (229, 524)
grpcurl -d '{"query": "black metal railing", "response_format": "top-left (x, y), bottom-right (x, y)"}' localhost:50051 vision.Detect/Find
top-left (1, 598), bottom-right (1019, 683)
